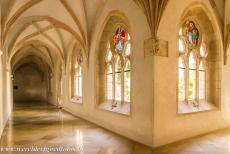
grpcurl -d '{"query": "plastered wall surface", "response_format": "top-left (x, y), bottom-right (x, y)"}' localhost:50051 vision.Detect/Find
top-left (62, 0), bottom-right (154, 147)
top-left (13, 65), bottom-right (47, 102)
top-left (154, 0), bottom-right (230, 147)
top-left (0, 0), bottom-right (229, 149)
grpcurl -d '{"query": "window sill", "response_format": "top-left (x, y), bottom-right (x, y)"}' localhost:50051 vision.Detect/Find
top-left (70, 97), bottom-right (82, 104)
top-left (178, 100), bottom-right (217, 114)
top-left (98, 100), bottom-right (130, 116)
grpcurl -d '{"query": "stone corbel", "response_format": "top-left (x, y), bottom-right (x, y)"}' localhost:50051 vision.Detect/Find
top-left (144, 38), bottom-right (168, 57)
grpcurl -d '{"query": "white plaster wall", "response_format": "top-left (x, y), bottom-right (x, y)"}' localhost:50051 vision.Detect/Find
top-left (154, 0), bottom-right (230, 147)
top-left (62, 0), bottom-right (154, 146)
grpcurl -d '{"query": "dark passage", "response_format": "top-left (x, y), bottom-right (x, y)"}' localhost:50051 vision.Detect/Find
top-left (13, 62), bottom-right (47, 103)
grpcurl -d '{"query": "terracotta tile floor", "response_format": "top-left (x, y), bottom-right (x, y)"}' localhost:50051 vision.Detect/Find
top-left (0, 102), bottom-right (152, 154)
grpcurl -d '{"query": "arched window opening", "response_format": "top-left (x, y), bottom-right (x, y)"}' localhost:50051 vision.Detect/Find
top-left (178, 20), bottom-right (209, 110)
top-left (101, 26), bottom-right (132, 112)
top-left (71, 50), bottom-right (83, 103)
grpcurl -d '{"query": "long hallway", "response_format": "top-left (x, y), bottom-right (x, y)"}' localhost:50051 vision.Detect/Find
top-left (0, 102), bottom-right (152, 154)
top-left (2, 0), bottom-right (230, 153)
top-left (3, 103), bottom-right (230, 154)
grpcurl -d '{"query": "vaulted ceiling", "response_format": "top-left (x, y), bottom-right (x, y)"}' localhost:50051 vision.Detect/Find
top-left (0, 0), bottom-right (107, 71)
top-left (0, 0), bottom-right (225, 71)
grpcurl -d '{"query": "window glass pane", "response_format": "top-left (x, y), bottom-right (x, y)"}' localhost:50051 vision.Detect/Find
top-left (79, 75), bottom-right (82, 97)
top-left (189, 52), bottom-right (196, 69)
top-left (127, 34), bottom-right (131, 40)
top-left (178, 68), bottom-right (185, 101)
top-left (79, 67), bottom-right (82, 75)
top-left (107, 65), bottom-right (112, 73)
top-left (115, 73), bottom-right (121, 101)
top-left (188, 70), bottom-right (196, 100)
top-left (179, 28), bottom-right (183, 36)
top-left (199, 71), bottom-right (205, 100)
top-left (115, 59), bottom-right (122, 101)
top-left (115, 58), bottom-right (122, 72)
top-left (106, 49), bottom-right (113, 62)
top-left (74, 67), bottom-right (82, 97)
top-left (124, 71), bottom-right (131, 102)
top-left (178, 57), bottom-right (185, 68)
top-left (179, 39), bottom-right (185, 53)
top-left (199, 61), bottom-right (205, 71)
top-left (200, 44), bottom-right (207, 57)
top-left (106, 65), bottom-right (113, 100)
top-left (125, 43), bottom-right (131, 56)
top-left (107, 74), bottom-right (113, 100)
top-left (75, 75), bottom-right (78, 96)
top-left (124, 61), bottom-right (131, 102)
top-left (125, 60), bottom-right (131, 71)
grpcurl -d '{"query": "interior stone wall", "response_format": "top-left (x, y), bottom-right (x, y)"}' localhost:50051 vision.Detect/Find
top-left (13, 64), bottom-right (47, 102)
top-left (154, 0), bottom-right (228, 147)
top-left (97, 16), bottom-right (129, 104)
top-left (63, 0), bottom-right (154, 147)
top-left (0, 0), bottom-right (228, 149)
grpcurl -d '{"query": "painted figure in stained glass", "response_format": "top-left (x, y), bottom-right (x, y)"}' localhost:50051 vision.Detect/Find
top-left (113, 27), bottom-right (126, 52)
top-left (183, 21), bottom-right (199, 49)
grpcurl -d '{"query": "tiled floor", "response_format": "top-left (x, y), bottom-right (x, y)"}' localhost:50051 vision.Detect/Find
top-left (0, 102), bottom-right (152, 154)
top-left (153, 128), bottom-right (230, 154)
top-left (2, 102), bottom-right (230, 154)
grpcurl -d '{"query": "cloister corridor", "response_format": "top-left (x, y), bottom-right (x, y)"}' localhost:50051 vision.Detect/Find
top-left (2, 0), bottom-right (230, 153)
top-left (0, 102), bottom-right (152, 154)
top-left (2, 102), bottom-right (230, 154)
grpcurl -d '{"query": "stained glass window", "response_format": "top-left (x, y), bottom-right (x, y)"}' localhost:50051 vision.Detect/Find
top-left (183, 20), bottom-right (199, 50)
top-left (113, 27), bottom-right (126, 52)
top-left (178, 20), bottom-right (207, 105)
top-left (104, 27), bottom-right (131, 103)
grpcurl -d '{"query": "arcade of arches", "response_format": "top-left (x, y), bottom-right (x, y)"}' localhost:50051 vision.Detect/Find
top-left (1, 0), bottom-right (230, 153)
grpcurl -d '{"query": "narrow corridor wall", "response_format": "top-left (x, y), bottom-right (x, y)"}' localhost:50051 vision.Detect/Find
top-left (13, 64), bottom-right (47, 102)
